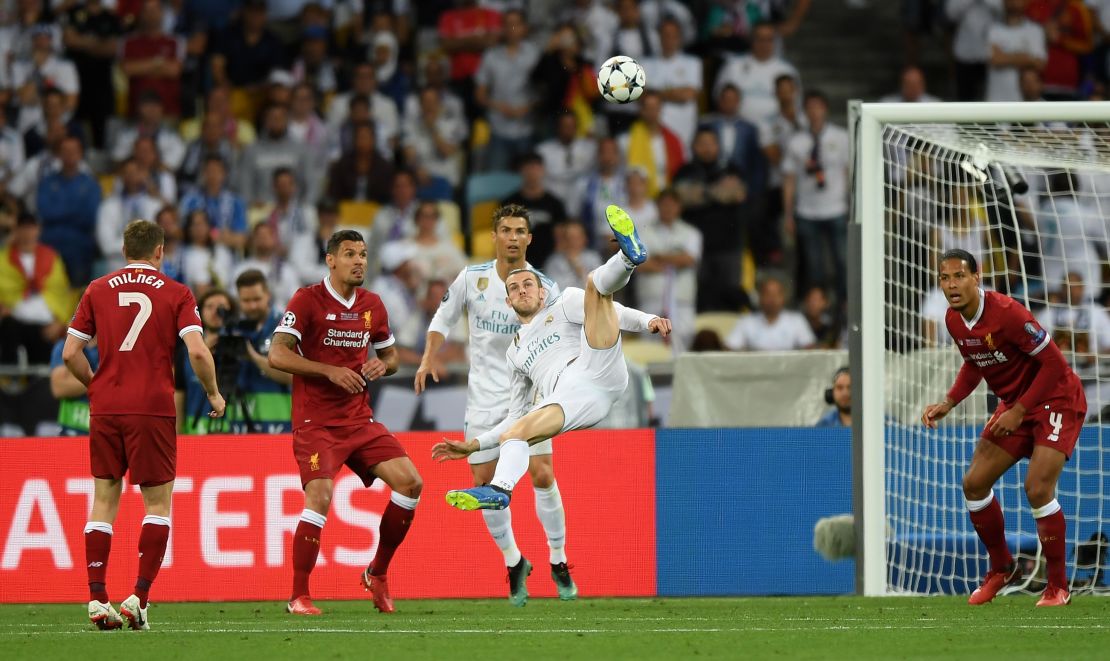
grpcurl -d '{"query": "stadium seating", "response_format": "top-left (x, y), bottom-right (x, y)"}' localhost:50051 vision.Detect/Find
top-left (338, 200), bottom-right (381, 227)
top-left (622, 339), bottom-right (674, 366)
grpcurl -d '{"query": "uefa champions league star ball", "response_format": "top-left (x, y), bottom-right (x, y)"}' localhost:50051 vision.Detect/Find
top-left (597, 55), bottom-right (646, 104)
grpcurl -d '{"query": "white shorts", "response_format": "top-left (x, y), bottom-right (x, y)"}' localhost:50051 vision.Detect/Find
top-left (534, 330), bottom-right (629, 434)
top-left (465, 408), bottom-right (553, 465)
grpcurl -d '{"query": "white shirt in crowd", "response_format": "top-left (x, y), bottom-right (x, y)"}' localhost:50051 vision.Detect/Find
top-left (10, 54), bottom-right (78, 96)
top-left (96, 192), bottom-right (163, 271)
top-left (920, 287), bottom-right (954, 346)
top-left (326, 90), bottom-right (400, 160)
top-left (643, 51), bottom-right (703, 146)
top-left (181, 244), bottom-right (233, 291)
top-left (1037, 302), bottom-right (1110, 352)
top-left (636, 218), bottom-right (702, 351)
top-left (111, 127), bottom-right (187, 171)
top-left (427, 260), bottom-right (560, 429)
top-left (782, 123), bottom-right (851, 219)
top-left (402, 112), bottom-right (468, 187)
top-left (536, 136), bottom-right (597, 215)
top-left (233, 258), bottom-right (301, 310)
top-left (986, 18), bottom-right (1046, 102)
top-left (372, 273), bottom-right (423, 350)
top-left (1037, 196), bottom-right (1105, 299)
top-left (726, 310), bottom-right (816, 351)
top-left (714, 54), bottom-right (800, 132)
top-left (946, 0), bottom-right (1003, 64)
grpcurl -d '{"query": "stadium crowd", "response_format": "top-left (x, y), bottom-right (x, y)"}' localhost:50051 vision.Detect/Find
top-left (0, 0), bottom-right (1109, 431)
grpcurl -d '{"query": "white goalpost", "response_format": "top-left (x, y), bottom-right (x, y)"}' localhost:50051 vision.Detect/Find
top-left (851, 101), bottom-right (1110, 597)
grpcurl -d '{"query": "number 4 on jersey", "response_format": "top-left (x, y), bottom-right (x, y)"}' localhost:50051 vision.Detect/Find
top-left (118, 292), bottom-right (152, 351)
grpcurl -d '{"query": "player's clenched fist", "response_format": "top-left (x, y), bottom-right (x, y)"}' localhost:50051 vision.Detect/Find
top-left (648, 317), bottom-right (672, 337)
top-left (326, 365), bottom-right (365, 393)
top-left (207, 392), bottom-right (227, 418)
top-left (921, 400), bottom-right (954, 429)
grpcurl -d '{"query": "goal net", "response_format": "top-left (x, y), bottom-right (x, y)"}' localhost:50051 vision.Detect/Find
top-left (852, 102), bottom-right (1110, 596)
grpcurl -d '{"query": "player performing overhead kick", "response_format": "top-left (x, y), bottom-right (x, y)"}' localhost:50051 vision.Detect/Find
top-left (922, 249), bottom-right (1086, 608)
top-left (433, 205), bottom-right (671, 518)
top-left (415, 204), bottom-right (573, 606)
top-left (269, 230), bottom-right (423, 616)
top-left (64, 220), bottom-right (226, 631)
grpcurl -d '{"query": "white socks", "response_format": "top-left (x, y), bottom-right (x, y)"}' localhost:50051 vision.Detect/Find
top-left (491, 439), bottom-right (529, 492)
top-left (482, 509), bottom-right (522, 567)
top-left (300, 508), bottom-right (327, 528)
top-left (965, 489), bottom-right (994, 513)
top-left (534, 481), bottom-right (567, 564)
top-left (390, 492), bottom-right (420, 510)
top-left (1031, 498), bottom-right (1061, 519)
top-left (592, 252), bottom-right (635, 296)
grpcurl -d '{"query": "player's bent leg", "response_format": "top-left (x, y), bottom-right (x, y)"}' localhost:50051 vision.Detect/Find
top-left (362, 457), bottom-right (422, 614)
top-left (583, 273), bottom-right (621, 350)
top-left (289, 478), bottom-right (332, 615)
top-left (1027, 445), bottom-right (1071, 607)
top-left (964, 439), bottom-right (1022, 605)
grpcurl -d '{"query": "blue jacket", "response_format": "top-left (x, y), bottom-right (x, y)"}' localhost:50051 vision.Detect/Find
top-left (36, 170), bottom-right (101, 282)
top-left (700, 116), bottom-right (768, 196)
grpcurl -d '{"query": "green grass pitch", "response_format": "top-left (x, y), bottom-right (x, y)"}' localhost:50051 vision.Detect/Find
top-left (2, 596), bottom-right (1108, 660)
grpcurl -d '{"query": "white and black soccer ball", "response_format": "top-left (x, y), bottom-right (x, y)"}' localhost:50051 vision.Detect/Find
top-left (597, 55), bottom-right (646, 104)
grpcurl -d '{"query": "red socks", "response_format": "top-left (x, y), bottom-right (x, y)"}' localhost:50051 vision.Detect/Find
top-left (368, 494), bottom-right (419, 577)
top-left (134, 515), bottom-right (171, 607)
top-left (1033, 500), bottom-right (1068, 589)
top-left (84, 522), bottom-right (113, 603)
top-left (967, 491), bottom-right (1013, 571)
top-left (291, 510), bottom-right (326, 600)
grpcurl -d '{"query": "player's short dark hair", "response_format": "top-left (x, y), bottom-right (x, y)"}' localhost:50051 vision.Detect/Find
top-left (506, 268), bottom-right (541, 288)
top-left (493, 204), bottom-right (532, 232)
top-left (123, 219), bottom-right (164, 259)
top-left (326, 229), bottom-right (366, 255)
top-left (235, 268), bottom-right (269, 292)
top-left (939, 248), bottom-right (978, 273)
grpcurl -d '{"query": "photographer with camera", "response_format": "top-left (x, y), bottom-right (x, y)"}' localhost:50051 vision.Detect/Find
top-left (175, 288), bottom-right (235, 433)
top-left (234, 269), bottom-right (292, 433)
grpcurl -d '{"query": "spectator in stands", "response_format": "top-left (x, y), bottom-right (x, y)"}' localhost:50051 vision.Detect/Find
top-left (701, 84), bottom-right (771, 262)
top-left (1038, 271), bottom-right (1110, 349)
top-left (1025, 0), bottom-right (1093, 100)
top-left (1020, 65), bottom-right (1048, 100)
top-left (783, 90), bottom-right (850, 307)
top-left (155, 205), bottom-right (185, 284)
top-left (260, 167), bottom-right (319, 251)
top-left (326, 61), bottom-right (400, 160)
top-left (130, 135), bottom-right (178, 204)
top-left (111, 90), bottom-right (186, 171)
top-left (986, 0), bottom-right (1047, 101)
top-left (179, 155), bottom-right (249, 253)
top-left (178, 115), bottom-right (240, 195)
top-left (264, 69), bottom-right (296, 109)
top-left (1037, 171), bottom-right (1105, 299)
top-left (60, 0), bottom-right (122, 150)
top-left (180, 85), bottom-right (257, 148)
top-left (0, 213), bottom-right (73, 365)
top-left (96, 158), bottom-right (163, 272)
top-left (474, 9), bottom-right (541, 172)
top-left (764, 74), bottom-right (806, 267)
top-left (120, 0), bottom-right (183, 117)
top-left (238, 104), bottom-right (315, 206)
top-left (181, 209), bottom-right (234, 294)
top-left (49, 333), bottom-right (97, 435)
top-left (599, 0), bottom-right (659, 133)
top-left (532, 24), bottom-right (599, 138)
top-left (636, 188), bottom-right (702, 351)
top-left (643, 17), bottom-right (702, 147)
top-left (502, 152), bottom-right (567, 268)
top-left (371, 241), bottom-right (426, 365)
top-left (20, 87), bottom-right (84, 161)
top-left (36, 136), bottom-right (99, 285)
top-left (537, 110), bottom-right (597, 219)
top-left (6, 118), bottom-right (66, 213)
top-left (673, 128), bottom-right (747, 312)
top-left (437, 0), bottom-right (503, 116)
top-left (880, 66), bottom-right (942, 103)
top-left (617, 90), bottom-right (685, 198)
top-left (725, 276), bottom-right (816, 351)
top-left (0, 108), bottom-right (24, 194)
top-left (288, 83), bottom-right (330, 174)
top-left (544, 219), bottom-right (603, 291)
top-left (617, 167), bottom-right (659, 240)
top-left (234, 269), bottom-right (293, 424)
top-left (402, 86), bottom-right (468, 189)
top-left (947, 0), bottom-right (1003, 101)
top-left (289, 198), bottom-right (339, 285)
top-left (403, 51), bottom-right (466, 129)
top-left (801, 285), bottom-right (841, 348)
top-left (640, 0), bottom-right (698, 45)
top-left (576, 136), bottom-right (626, 246)
top-left (327, 121), bottom-right (395, 203)
top-left (559, 0), bottom-right (618, 68)
top-left (714, 22), bottom-right (801, 132)
top-left (371, 29), bottom-right (411, 111)
top-left (11, 24), bottom-right (79, 120)
top-left (405, 200), bottom-right (467, 282)
top-left (816, 367), bottom-right (852, 428)
top-left (234, 223), bottom-right (301, 309)
top-left (291, 25), bottom-right (338, 94)
top-left (209, 0), bottom-right (287, 96)
top-left (367, 169), bottom-right (425, 270)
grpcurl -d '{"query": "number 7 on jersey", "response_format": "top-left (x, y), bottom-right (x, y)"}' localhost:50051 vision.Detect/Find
top-left (118, 291), bottom-right (152, 351)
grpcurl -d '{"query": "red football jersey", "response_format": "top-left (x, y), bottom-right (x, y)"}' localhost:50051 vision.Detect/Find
top-left (945, 290), bottom-right (1084, 406)
top-left (274, 278), bottom-right (395, 430)
top-left (68, 263), bottom-right (202, 417)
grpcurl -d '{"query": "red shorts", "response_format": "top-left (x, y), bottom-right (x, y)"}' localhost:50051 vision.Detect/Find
top-left (293, 421), bottom-right (408, 488)
top-left (981, 399), bottom-right (1086, 460)
top-left (89, 414), bottom-right (177, 486)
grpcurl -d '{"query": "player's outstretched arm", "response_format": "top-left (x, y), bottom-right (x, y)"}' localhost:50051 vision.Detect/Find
top-left (614, 300), bottom-right (671, 337)
top-left (269, 332), bottom-right (365, 393)
top-left (183, 330), bottom-right (226, 418)
top-left (415, 331), bottom-right (446, 394)
top-left (61, 334), bottom-right (94, 387)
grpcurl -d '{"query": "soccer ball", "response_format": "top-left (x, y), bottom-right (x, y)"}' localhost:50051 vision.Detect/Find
top-left (597, 55), bottom-right (646, 104)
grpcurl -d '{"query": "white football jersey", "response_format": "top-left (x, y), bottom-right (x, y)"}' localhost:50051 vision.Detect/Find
top-left (502, 287), bottom-right (656, 418)
top-left (427, 260), bottom-right (559, 417)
